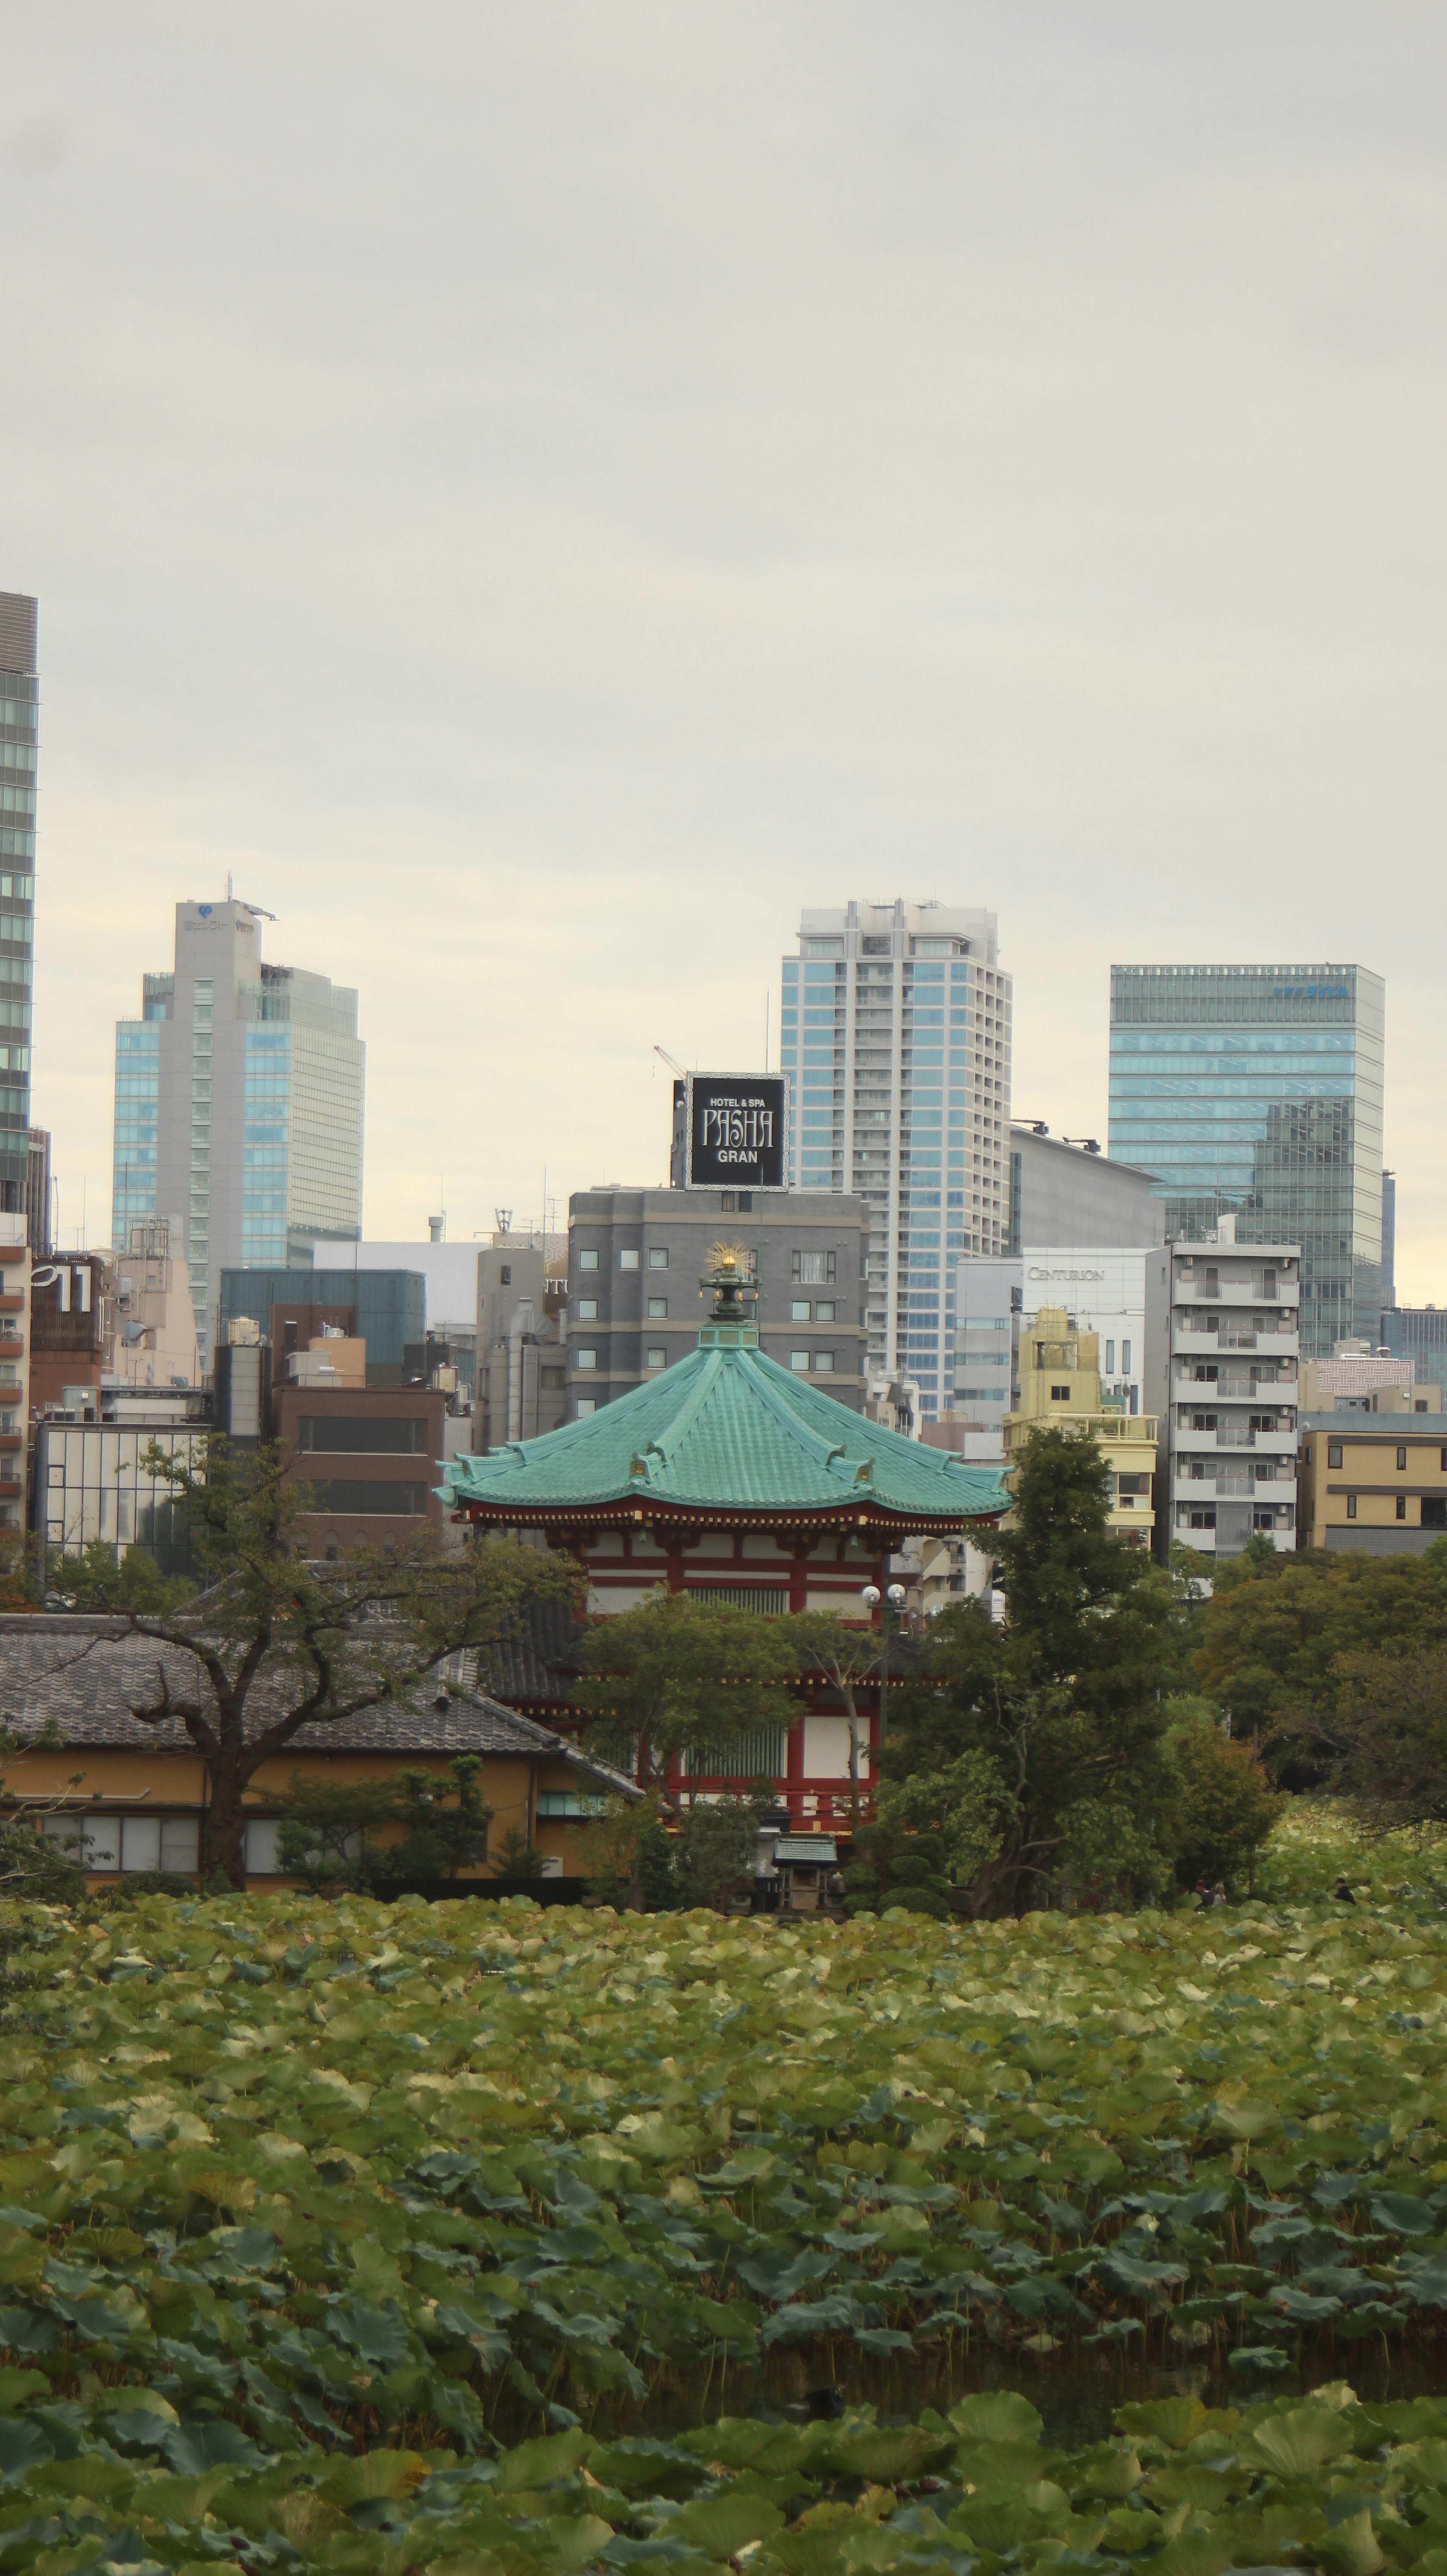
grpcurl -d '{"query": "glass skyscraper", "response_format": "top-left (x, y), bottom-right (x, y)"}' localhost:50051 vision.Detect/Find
top-left (1108, 964), bottom-right (1384, 1359)
top-left (0, 595), bottom-right (37, 1233)
top-left (778, 899), bottom-right (1011, 1419)
top-left (112, 901), bottom-right (365, 1366)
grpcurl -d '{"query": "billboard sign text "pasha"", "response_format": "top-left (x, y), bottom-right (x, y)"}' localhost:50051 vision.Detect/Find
top-left (686, 1074), bottom-right (790, 1190)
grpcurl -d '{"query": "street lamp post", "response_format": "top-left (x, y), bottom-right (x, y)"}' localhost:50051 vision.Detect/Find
top-left (861, 1579), bottom-right (908, 1747)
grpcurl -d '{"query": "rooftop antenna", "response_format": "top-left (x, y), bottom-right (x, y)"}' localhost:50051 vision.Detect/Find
top-left (495, 1208), bottom-right (512, 1239)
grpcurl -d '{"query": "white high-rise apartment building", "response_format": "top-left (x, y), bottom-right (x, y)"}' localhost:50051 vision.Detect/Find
top-left (1167, 1217), bottom-right (1300, 1557)
top-left (779, 898), bottom-right (1011, 1421)
top-left (112, 900), bottom-right (365, 1368)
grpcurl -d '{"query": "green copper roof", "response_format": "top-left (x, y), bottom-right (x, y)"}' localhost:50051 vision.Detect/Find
top-left (440, 1332), bottom-right (1007, 1527)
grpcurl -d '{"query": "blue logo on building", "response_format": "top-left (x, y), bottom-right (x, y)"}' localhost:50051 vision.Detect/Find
top-left (197, 903), bottom-right (213, 918)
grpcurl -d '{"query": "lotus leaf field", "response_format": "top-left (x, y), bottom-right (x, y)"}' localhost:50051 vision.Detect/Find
top-left (5, 1884), bottom-right (1447, 2570)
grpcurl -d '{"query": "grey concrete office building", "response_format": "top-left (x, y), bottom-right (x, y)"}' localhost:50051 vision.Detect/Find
top-left (1006, 1124), bottom-right (1164, 1254)
top-left (112, 900), bottom-right (364, 1368)
top-left (567, 1188), bottom-right (869, 1415)
top-left (0, 596), bottom-right (37, 1237)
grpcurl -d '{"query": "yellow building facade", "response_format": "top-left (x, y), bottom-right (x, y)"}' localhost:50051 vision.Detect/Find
top-left (1300, 1411), bottom-right (1447, 1555)
top-left (1003, 1303), bottom-right (1158, 1548)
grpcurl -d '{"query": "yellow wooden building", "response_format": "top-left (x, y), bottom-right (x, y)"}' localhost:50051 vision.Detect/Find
top-left (0, 1612), bottom-right (636, 1888)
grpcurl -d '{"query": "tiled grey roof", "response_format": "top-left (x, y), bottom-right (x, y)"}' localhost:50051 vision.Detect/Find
top-left (473, 1599), bottom-right (587, 1707)
top-left (0, 1614), bottom-right (636, 1790)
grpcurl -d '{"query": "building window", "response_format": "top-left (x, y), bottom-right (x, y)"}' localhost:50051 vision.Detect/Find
top-left (648, 1247), bottom-right (668, 1268)
top-left (793, 1251), bottom-right (836, 1284)
top-left (1105, 1339), bottom-right (1115, 1373)
top-left (297, 1417), bottom-right (429, 1455)
top-left (619, 1249), bottom-right (639, 1270)
top-left (1328, 1440), bottom-right (1343, 1469)
top-left (1346, 1494), bottom-right (1357, 1518)
top-left (578, 1249), bottom-right (598, 1272)
top-left (575, 1297), bottom-right (598, 1320)
top-left (307, 1481), bottom-right (430, 1516)
top-left (1398, 1445), bottom-right (1409, 1471)
top-left (575, 1349), bottom-right (597, 1370)
top-left (575, 1398), bottom-right (596, 1416)
top-left (790, 1350), bottom-right (811, 1372)
top-left (244, 1820), bottom-right (281, 1875)
top-left (42, 1813), bottom-right (200, 1874)
top-left (1397, 1493), bottom-right (1409, 1520)
top-left (1051, 1383), bottom-right (1071, 1401)
top-left (647, 1296), bottom-right (667, 1318)
top-left (815, 1351), bottom-right (835, 1372)
top-left (535, 1790), bottom-right (606, 1819)
top-left (646, 1347), bottom-right (666, 1369)
top-left (790, 1300), bottom-right (811, 1321)
top-left (500, 1265), bottom-right (511, 1285)
top-left (815, 1300), bottom-right (835, 1322)
top-left (1423, 1496), bottom-right (1447, 1530)
top-left (1121, 1339), bottom-right (1132, 1374)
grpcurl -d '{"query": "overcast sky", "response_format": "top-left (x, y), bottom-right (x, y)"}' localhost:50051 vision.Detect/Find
top-left (4, 7), bottom-right (1446, 1288)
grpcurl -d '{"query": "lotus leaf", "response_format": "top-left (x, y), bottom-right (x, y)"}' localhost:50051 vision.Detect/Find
top-left (1247, 2406), bottom-right (1355, 2476)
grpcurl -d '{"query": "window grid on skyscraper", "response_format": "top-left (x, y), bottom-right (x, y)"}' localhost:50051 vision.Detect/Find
top-left (111, 904), bottom-right (364, 1364)
top-left (1108, 963), bottom-right (1383, 1362)
top-left (778, 901), bottom-right (1010, 1421)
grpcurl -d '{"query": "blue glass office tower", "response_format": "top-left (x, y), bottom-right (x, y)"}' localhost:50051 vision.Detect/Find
top-left (0, 596), bottom-right (36, 1232)
top-left (1109, 964), bottom-right (1384, 1360)
top-left (112, 902), bottom-right (364, 1368)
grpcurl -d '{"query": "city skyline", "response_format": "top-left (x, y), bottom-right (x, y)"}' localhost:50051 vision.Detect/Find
top-left (8, 15), bottom-right (1447, 1293)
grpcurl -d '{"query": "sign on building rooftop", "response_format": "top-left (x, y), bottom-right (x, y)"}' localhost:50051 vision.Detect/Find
top-left (685, 1073), bottom-right (789, 1192)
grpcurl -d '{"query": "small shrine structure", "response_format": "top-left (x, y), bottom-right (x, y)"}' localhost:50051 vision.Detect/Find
top-left (441, 1248), bottom-right (1006, 1832)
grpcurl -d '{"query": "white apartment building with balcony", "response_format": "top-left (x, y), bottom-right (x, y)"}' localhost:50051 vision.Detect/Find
top-left (1167, 1216), bottom-right (1300, 1557)
top-left (778, 898), bottom-right (1011, 1424)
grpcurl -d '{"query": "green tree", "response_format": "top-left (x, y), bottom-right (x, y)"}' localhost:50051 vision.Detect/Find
top-left (576, 1791), bottom-right (667, 1908)
top-left (876, 1751), bottom-right (1009, 1888)
top-left (573, 1592), bottom-right (801, 1790)
top-left (1163, 1709), bottom-right (1283, 1892)
top-left (48, 1437), bottom-right (578, 1889)
top-left (843, 1816), bottom-right (952, 1920)
top-left (1195, 1543), bottom-right (1447, 1744)
top-left (366, 1758), bottom-right (493, 1896)
top-left (0, 1720), bottom-right (90, 1906)
top-left (491, 1824), bottom-right (548, 1881)
top-left (273, 1772), bottom-right (402, 1893)
top-left (274, 1756), bottom-right (493, 1897)
top-left (879, 1427), bottom-right (1178, 1914)
top-left (1322, 1646), bottom-right (1447, 1833)
top-left (672, 1791), bottom-right (771, 1913)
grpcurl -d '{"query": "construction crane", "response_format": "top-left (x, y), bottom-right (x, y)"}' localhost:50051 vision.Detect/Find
top-left (653, 1045), bottom-right (686, 1078)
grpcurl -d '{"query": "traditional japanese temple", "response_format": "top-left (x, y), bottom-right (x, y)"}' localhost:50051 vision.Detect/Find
top-left (441, 1248), bottom-right (1006, 1832)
